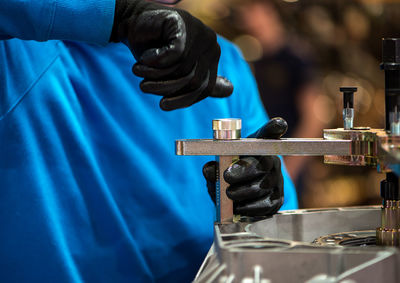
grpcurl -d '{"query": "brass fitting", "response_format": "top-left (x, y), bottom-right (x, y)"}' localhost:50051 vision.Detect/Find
top-left (376, 200), bottom-right (400, 246)
top-left (323, 128), bottom-right (385, 166)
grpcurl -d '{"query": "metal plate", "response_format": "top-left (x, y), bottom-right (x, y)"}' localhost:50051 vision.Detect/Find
top-left (176, 138), bottom-right (352, 156)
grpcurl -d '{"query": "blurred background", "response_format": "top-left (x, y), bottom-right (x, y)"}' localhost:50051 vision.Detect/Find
top-left (179, 0), bottom-right (400, 208)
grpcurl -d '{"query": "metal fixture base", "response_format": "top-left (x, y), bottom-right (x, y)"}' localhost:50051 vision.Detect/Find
top-left (194, 207), bottom-right (400, 283)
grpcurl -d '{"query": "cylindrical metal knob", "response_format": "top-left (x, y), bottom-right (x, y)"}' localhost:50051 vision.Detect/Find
top-left (213, 118), bottom-right (241, 140)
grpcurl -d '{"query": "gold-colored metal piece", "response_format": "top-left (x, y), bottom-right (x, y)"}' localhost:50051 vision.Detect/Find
top-left (323, 128), bottom-right (385, 166)
top-left (376, 200), bottom-right (400, 246)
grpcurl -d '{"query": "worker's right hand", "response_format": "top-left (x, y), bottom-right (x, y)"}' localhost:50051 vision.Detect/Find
top-left (109, 0), bottom-right (233, 111)
top-left (202, 118), bottom-right (287, 217)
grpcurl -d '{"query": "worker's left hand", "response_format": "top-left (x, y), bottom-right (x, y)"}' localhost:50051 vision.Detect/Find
top-left (202, 118), bottom-right (287, 217)
top-left (109, 0), bottom-right (233, 111)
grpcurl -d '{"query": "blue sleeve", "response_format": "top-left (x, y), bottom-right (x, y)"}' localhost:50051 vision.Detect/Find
top-left (217, 37), bottom-right (299, 210)
top-left (0, 0), bottom-right (115, 45)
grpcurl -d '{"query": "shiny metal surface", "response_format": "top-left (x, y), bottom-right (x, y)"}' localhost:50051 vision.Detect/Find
top-left (323, 128), bottom-right (385, 166)
top-left (216, 156), bottom-right (236, 223)
top-left (213, 119), bottom-right (241, 140)
top-left (176, 138), bottom-right (352, 156)
top-left (377, 200), bottom-right (400, 246)
top-left (314, 230), bottom-right (376, 246)
top-left (194, 207), bottom-right (400, 283)
top-left (343, 108), bottom-right (354, 130)
top-left (248, 207), bottom-right (380, 242)
top-left (212, 119), bottom-right (241, 222)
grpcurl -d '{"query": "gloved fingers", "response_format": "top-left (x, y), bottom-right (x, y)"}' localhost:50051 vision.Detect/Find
top-left (208, 185), bottom-right (216, 205)
top-left (139, 41), bottom-right (183, 67)
top-left (159, 70), bottom-right (209, 111)
top-left (223, 157), bottom-right (265, 185)
top-left (187, 45), bottom-right (220, 105)
top-left (132, 63), bottom-right (180, 80)
top-left (258, 156), bottom-right (281, 174)
top-left (234, 194), bottom-right (284, 216)
top-left (226, 177), bottom-right (269, 201)
top-left (203, 161), bottom-right (218, 204)
top-left (248, 117), bottom-right (288, 139)
top-left (209, 76), bottom-right (234, 98)
top-left (139, 64), bottom-right (197, 96)
top-left (258, 171), bottom-right (281, 192)
top-left (128, 10), bottom-right (173, 59)
top-left (156, 44), bottom-right (215, 110)
top-left (202, 161), bottom-right (218, 183)
top-left (136, 11), bottom-right (186, 67)
top-left (258, 156), bottom-right (284, 196)
top-left (277, 172), bottom-right (284, 196)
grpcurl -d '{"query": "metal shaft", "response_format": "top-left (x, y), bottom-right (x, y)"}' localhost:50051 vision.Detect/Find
top-left (212, 119), bottom-right (241, 223)
top-left (216, 156), bottom-right (236, 222)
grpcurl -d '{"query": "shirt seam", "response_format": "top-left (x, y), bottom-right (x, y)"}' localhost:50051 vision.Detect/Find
top-left (0, 50), bottom-right (61, 121)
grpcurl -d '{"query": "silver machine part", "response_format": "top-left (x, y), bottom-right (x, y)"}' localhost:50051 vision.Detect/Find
top-left (177, 136), bottom-right (352, 222)
top-left (216, 156), bottom-right (236, 223)
top-left (194, 207), bottom-right (400, 283)
top-left (212, 119), bottom-right (242, 222)
top-left (213, 119), bottom-right (242, 140)
top-left (176, 38), bottom-right (400, 282)
top-left (343, 108), bottom-right (354, 130)
top-left (176, 127), bottom-right (400, 282)
top-left (176, 138), bottom-right (352, 156)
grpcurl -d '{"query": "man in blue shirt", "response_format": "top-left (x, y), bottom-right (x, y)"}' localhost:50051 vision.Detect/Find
top-left (0, 0), bottom-right (298, 282)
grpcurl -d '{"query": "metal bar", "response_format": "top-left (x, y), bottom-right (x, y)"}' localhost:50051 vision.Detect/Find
top-left (216, 156), bottom-right (236, 223)
top-left (176, 138), bottom-right (352, 156)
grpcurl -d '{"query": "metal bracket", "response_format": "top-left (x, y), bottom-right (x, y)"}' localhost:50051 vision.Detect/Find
top-left (176, 138), bottom-right (352, 156)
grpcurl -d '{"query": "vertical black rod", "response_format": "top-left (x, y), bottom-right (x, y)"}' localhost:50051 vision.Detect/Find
top-left (382, 38), bottom-right (400, 131)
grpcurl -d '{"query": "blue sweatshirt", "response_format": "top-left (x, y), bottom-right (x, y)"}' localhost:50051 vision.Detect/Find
top-left (0, 1), bottom-right (298, 282)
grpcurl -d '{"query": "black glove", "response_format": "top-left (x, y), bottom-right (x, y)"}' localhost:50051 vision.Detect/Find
top-left (203, 117), bottom-right (288, 217)
top-left (110, 0), bottom-right (233, 111)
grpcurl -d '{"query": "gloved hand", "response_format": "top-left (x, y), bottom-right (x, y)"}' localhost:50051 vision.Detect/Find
top-left (110, 0), bottom-right (233, 111)
top-left (203, 118), bottom-right (288, 217)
